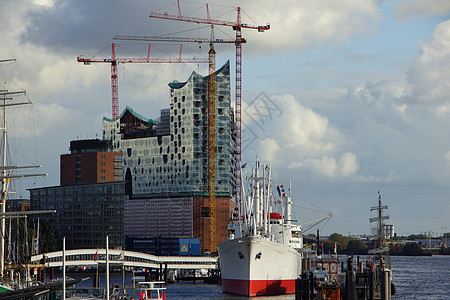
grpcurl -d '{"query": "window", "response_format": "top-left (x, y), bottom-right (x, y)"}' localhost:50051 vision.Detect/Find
top-left (201, 207), bottom-right (210, 217)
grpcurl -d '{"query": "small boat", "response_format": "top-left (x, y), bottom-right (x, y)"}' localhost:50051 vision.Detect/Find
top-left (132, 281), bottom-right (166, 300)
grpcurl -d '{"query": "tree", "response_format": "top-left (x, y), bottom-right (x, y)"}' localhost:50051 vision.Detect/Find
top-left (346, 239), bottom-right (368, 254)
top-left (328, 233), bottom-right (349, 251)
top-left (402, 242), bottom-right (423, 255)
top-left (39, 221), bottom-right (58, 253)
top-left (322, 240), bottom-right (336, 254)
top-left (407, 234), bottom-right (427, 241)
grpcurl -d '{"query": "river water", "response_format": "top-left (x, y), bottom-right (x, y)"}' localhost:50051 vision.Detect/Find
top-left (66, 255), bottom-right (450, 299)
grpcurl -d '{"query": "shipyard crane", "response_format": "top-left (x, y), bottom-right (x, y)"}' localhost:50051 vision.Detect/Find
top-left (149, 1), bottom-right (269, 252)
top-left (77, 42), bottom-right (208, 119)
top-left (114, 33), bottom-right (246, 252)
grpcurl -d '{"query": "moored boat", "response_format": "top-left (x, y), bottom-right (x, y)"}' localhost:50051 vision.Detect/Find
top-left (218, 157), bottom-right (303, 296)
top-left (133, 281), bottom-right (166, 300)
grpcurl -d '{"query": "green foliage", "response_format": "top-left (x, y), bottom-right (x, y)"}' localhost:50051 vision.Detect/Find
top-left (402, 242), bottom-right (423, 255)
top-left (389, 243), bottom-right (402, 254)
top-left (346, 238), bottom-right (368, 254)
top-left (407, 234), bottom-right (428, 240)
top-left (39, 221), bottom-right (58, 253)
top-left (322, 240), bottom-right (336, 253)
top-left (328, 233), bottom-right (349, 251)
top-left (439, 246), bottom-right (450, 255)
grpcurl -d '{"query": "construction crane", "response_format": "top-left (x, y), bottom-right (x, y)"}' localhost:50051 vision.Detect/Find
top-left (114, 35), bottom-right (246, 45)
top-left (149, 1), bottom-right (269, 252)
top-left (114, 33), bottom-right (246, 252)
top-left (77, 42), bottom-right (208, 119)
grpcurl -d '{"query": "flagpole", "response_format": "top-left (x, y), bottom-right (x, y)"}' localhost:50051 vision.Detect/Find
top-left (95, 248), bottom-right (98, 289)
top-left (106, 236), bottom-right (109, 300)
top-left (62, 236), bottom-right (66, 300)
top-left (121, 252), bottom-right (125, 293)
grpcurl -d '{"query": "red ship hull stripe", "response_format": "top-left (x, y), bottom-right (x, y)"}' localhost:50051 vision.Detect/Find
top-left (222, 278), bottom-right (296, 297)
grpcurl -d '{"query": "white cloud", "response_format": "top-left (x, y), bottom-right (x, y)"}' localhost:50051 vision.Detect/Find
top-left (338, 152), bottom-right (359, 177)
top-left (444, 151), bottom-right (450, 164)
top-left (406, 20), bottom-right (450, 105)
top-left (244, 94), bottom-right (366, 180)
top-left (33, 0), bottom-right (55, 7)
top-left (290, 156), bottom-right (338, 177)
top-left (33, 103), bottom-right (83, 136)
top-left (396, 0), bottom-right (450, 19)
top-left (245, 0), bottom-right (381, 51)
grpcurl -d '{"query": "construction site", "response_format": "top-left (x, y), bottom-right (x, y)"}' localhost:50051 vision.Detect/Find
top-left (31, 1), bottom-right (270, 254)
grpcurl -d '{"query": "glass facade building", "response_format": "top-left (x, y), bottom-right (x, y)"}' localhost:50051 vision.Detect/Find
top-left (29, 182), bottom-right (127, 250)
top-left (102, 61), bottom-right (235, 198)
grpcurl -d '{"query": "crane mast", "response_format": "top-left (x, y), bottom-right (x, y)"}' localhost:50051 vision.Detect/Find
top-left (114, 33), bottom-right (245, 252)
top-left (208, 25), bottom-right (217, 252)
top-left (149, 0), bottom-right (269, 252)
top-left (77, 43), bottom-right (208, 119)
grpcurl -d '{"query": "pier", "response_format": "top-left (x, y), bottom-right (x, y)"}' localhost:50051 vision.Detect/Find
top-left (31, 249), bottom-right (217, 271)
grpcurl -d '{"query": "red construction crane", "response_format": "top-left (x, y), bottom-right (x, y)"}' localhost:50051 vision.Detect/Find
top-left (150, 1), bottom-right (270, 250)
top-left (77, 42), bottom-right (208, 119)
top-left (114, 33), bottom-right (246, 252)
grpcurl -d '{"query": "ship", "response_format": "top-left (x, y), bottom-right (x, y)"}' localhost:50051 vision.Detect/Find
top-left (0, 58), bottom-right (56, 299)
top-left (218, 158), bottom-right (303, 296)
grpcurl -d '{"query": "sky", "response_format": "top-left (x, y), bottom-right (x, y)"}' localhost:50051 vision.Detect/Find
top-left (1, 0), bottom-right (450, 237)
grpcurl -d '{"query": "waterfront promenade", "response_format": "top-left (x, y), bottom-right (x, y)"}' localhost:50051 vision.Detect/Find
top-left (31, 249), bottom-right (218, 270)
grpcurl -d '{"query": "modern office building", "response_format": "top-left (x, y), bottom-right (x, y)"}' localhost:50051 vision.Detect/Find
top-left (29, 181), bottom-right (127, 249)
top-left (102, 61), bottom-right (236, 252)
top-left (30, 139), bottom-right (127, 250)
top-left (7, 198), bottom-right (30, 212)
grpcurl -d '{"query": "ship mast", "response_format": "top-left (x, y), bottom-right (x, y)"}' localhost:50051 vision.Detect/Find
top-left (369, 191), bottom-right (390, 270)
top-left (0, 59), bottom-right (47, 276)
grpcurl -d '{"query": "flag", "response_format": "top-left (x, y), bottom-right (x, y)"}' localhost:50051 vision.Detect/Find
top-left (241, 162), bottom-right (247, 169)
top-left (162, 291), bottom-right (166, 300)
top-left (94, 249), bottom-right (98, 261)
top-left (280, 185), bottom-right (286, 197)
top-left (277, 186), bottom-right (281, 197)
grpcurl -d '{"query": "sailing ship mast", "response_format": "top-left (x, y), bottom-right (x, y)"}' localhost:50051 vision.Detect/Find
top-left (0, 58), bottom-right (47, 276)
top-left (369, 191), bottom-right (390, 270)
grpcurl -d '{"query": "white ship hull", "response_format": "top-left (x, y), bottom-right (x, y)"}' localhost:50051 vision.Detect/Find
top-left (218, 236), bottom-right (302, 296)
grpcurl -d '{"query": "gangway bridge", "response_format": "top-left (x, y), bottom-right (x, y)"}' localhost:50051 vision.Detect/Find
top-left (31, 249), bottom-right (218, 271)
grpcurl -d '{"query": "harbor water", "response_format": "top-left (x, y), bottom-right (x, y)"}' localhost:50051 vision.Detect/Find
top-left (63, 255), bottom-right (449, 299)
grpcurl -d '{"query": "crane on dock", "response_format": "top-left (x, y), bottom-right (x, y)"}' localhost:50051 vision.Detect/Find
top-left (77, 43), bottom-right (208, 119)
top-left (150, 2), bottom-right (270, 252)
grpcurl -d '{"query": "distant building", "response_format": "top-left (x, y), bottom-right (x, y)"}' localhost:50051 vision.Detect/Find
top-left (29, 181), bottom-right (126, 249)
top-left (125, 237), bottom-right (200, 256)
top-left (7, 198), bottom-right (30, 212)
top-left (60, 139), bottom-right (123, 185)
top-left (102, 61), bottom-right (236, 252)
top-left (30, 139), bottom-right (126, 250)
top-left (371, 224), bottom-right (395, 239)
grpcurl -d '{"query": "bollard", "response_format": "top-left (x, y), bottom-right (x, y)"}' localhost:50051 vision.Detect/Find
top-left (309, 271), bottom-right (315, 300)
top-left (368, 269), bottom-right (374, 300)
top-left (295, 277), bottom-right (301, 300)
top-left (346, 256), bottom-right (356, 300)
top-left (380, 269), bottom-right (391, 300)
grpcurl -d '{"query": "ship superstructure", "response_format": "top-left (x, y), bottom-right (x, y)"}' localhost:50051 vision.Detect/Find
top-left (218, 158), bottom-right (303, 296)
